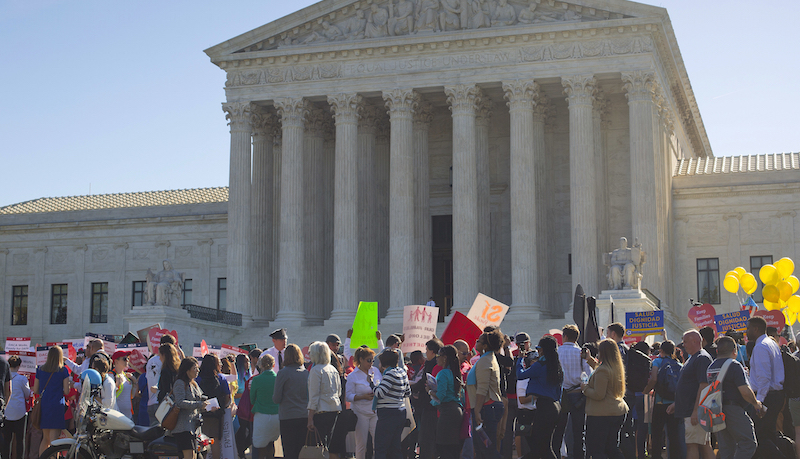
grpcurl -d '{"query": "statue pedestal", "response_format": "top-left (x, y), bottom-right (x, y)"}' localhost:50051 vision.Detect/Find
top-left (594, 289), bottom-right (657, 331)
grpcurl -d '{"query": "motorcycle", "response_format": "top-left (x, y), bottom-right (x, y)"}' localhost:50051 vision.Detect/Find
top-left (39, 370), bottom-right (212, 459)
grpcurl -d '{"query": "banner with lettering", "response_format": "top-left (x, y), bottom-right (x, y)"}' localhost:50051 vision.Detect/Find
top-left (688, 303), bottom-right (717, 329)
top-left (625, 310), bottom-right (665, 337)
top-left (350, 301), bottom-right (379, 349)
top-left (5, 337), bottom-right (31, 352)
top-left (46, 342), bottom-right (78, 362)
top-left (467, 293), bottom-right (509, 330)
top-left (117, 343), bottom-right (149, 374)
top-left (8, 351), bottom-right (37, 385)
top-left (402, 305), bottom-right (439, 353)
top-left (715, 310), bottom-right (751, 333)
top-left (221, 344), bottom-right (247, 358)
top-left (219, 407), bottom-right (238, 459)
top-left (85, 333), bottom-right (116, 355)
top-left (36, 345), bottom-right (68, 366)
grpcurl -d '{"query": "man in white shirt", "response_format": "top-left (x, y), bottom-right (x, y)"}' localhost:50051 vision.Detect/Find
top-left (554, 324), bottom-right (593, 459)
top-left (260, 328), bottom-right (288, 371)
top-left (65, 339), bottom-right (103, 393)
top-left (746, 316), bottom-right (784, 455)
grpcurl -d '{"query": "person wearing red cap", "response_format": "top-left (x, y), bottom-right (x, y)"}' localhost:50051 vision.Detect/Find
top-left (112, 351), bottom-right (135, 420)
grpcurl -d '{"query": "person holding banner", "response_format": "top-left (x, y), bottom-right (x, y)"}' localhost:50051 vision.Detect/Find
top-left (346, 347), bottom-right (381, 459)
top-left (34, 346), bottom-right (71, 456)
top-left (1, 355), bottom-right (30, 459)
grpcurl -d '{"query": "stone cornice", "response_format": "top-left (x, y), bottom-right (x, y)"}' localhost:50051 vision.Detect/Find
top-left (672, 182), bottom-right (800, 200)
top-left (0, 213), bottom-right (228, 234)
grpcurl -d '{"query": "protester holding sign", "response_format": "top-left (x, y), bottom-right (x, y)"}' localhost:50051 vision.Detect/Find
top-left (34, 346), bottom-right (71, 455)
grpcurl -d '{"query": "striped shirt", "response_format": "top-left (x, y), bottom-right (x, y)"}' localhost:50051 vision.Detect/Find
top-left (373, 366), bottom-right (411, 410)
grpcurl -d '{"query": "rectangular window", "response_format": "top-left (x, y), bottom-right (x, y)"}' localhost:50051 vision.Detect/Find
top-left (750, 256), bottom-right (774, 303)
top-left (91, 282), bottom-right (108, 323)
top-left (132, 281), bottom-right (145, 307)
top-left (183, 279), bottom-right (193, 306)
top-left (217, 278), bottom-right (227, 311)
top-left (51, 284), bottom-right (68, 324)
top-left (697, 258), bottom-right (721, 304)
top-left (11, 286), bottom-right (28, 326)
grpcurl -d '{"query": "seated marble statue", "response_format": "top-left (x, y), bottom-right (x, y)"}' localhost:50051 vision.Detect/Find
top-left (365, 4), bottom-right (389, 38)
top-left (518, 3), bottom-right (559, 23)
top-left (491, 0), bottom-right (517, 26)
top-left (145, 259), bottom-right (185, 306)
top-left (603, 237), bottom-right (646, 290)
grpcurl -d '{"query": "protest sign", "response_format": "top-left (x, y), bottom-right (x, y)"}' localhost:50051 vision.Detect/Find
top-left (136, 324), bottom-right (161, 352)
top-left (440, 311), bottom-right (482, 346)
top-left (9, 350), bottom-right (37, 376)
top-left (5, 337), bottom-right (30, 352)
top-left (221, 344), bottom-right (247, 358)
top-left (350, 302), bottom-right (379, 349)
top-left (47, 342), bottom-right (78, 362)
top-left (754, 310), bottom-right (786, 332)
top-left (86, 333), bottom-right (116, 355)
top-left (402, 305), bottom-right (439, 353)
top-left (117, 343), bottom-right (149, 374)
top-left (36, 346), bottom-right (68, 366)
top-left (119, 332), bottom-right (140, 345)
top-left (625, 310), bottom-right (665, 337)
top-left (193, 343), bottom-right (221, 358)
top-left (220, 407), bottom-right (238, 459)
top-left (467, 293), bottom-right (509, 330)
top-left (147, 328), bottom-right (178, 354)
top-left (715, 310), bottom-right (751, 333)
top-left (688, 303), bottom-right (717, 329)
top-left (62, 338), bottom-right (85, 352)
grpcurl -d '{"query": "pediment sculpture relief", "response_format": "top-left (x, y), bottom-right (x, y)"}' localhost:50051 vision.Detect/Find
top-left (239, 0), bottom-right (621, 52)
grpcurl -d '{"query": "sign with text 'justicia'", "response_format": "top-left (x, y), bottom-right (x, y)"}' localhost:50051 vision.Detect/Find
top-left (625, 310), bottom-right (665, 336)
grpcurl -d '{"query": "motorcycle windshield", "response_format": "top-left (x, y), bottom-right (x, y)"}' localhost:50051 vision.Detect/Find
top-left (77, 375), bottom-right (93, 421)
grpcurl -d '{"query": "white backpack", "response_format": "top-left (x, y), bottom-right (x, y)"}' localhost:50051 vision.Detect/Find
top-left (697, 358), bottom-right (733, 433)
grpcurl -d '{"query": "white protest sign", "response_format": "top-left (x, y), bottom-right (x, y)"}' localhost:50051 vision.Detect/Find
top-left (85, 333), bottom-right (116, 355)
top-left (219, 407), bottom-right (238, 459)
top-left (5, 337), bottom-right (31, 352)
top-left (36, 346), bottom-right (49, 366)
top-left (402, 305), bottom-right (439, 354)
top-left (8, 351), bottom-right (37, 374)
top-left (221, 344), bottom-right (247, 358)
top-left (467, 293), bottom-right (509, 330)
top-left (63, 338), bottom-right (86, 352)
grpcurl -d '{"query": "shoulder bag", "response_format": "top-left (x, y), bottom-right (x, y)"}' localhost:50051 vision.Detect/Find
top-left (30, 371), bottom-right (55, 430)
top-left (155, 381), bottom-right (183, 431)
top-left (299, 429), bottom-right (329, 459)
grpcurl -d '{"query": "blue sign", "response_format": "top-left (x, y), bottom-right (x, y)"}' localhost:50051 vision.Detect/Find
top-left (625, 310), bottom-right (665, 336)
top-left (715, 310), bottom-right (751, 333)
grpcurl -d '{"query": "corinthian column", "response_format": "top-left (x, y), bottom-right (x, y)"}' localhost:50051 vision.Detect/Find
top-left (502, 80), bottom-right (541, 317)
top-left (445, 84), bottom-right (482, 315)
top-left (475, 97), bottom-right (493, 296)
top-left (222, 101), bottom-right (253, 321)
top-left (327, 93), bottom-right (362, 322)
top-left (359, 105), bottom-right (382, 304)
top-left (250, 108), bottom-right (278, 324)
top-left (304, 107), bottom-right (327, 324)
top-left (413, 102), bottom-right (433, 303)
top-left (274, 97), bottom-right (309, 322)
top-left (623, 70), bottom-right (661, 296)
top-left (383, 89), bottom-right (419, 320)
top-left (562, 75), bottom-right (599, 297)
top-left (533, 96), bottom-right (550, 311)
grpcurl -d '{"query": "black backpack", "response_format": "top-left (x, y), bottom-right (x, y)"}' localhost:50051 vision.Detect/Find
top-left (626, 349), bottom-right (651, 393)
top-left (655, 358), bottom-right (680, 401)
top-left (781, 349), bottom-right (800, 399)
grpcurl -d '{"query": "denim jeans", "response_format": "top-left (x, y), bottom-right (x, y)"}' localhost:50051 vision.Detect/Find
top-left (472, 401), bottom-right (504, 459)
top-left (375, 408), bottom-right (407, 459)
top-left (554, 391), bottom-right (586, 459)
top-left (585, 414), bottom-right (625, 459)
top-left (717, 404), bottom-right (756, 459)
top-left (650, 403), bottom-right (682, 459)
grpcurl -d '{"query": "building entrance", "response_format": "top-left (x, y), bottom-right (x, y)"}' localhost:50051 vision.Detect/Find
top-left (432, 215), bottom-right (453, 322)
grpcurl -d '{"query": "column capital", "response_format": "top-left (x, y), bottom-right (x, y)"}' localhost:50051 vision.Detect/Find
top-left (360, 104), bottom-right (384, 133)
top-left (328, 93), bottom-right (363, 125)
top-left (502, 79), bottom-right (539, 111)
top-left (562, 74), bottom-right (596, 107)
top-left (251, 107), bottom-right (279, 139)
top-left (275, 97), bottom-right (310, 127)
top-left (413, 102), bottom-right (434, 131)
top-left (445, 84), bottom-right (482, 115)
top-left (475, 97), bottom-right (493, 128)
top-left (383, 89), bottom-right (419, 117)
top-left (223, 101), bottom-right (253, 133)
top-left (305, 106), bottom-right (329, 137)
top-left (622, 70), bottom-right (657, 103)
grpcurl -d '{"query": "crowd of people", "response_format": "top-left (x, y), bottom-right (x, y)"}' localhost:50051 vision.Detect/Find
top-left (0, 315), bottom-right (797, 459)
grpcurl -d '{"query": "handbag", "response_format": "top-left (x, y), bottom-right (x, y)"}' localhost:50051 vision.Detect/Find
top-left (31, 372), bottom-right (55, 430)
top-left (299, 430), bottom-right (329, 459)
top-left (155, 382), bottom-right (182, 431)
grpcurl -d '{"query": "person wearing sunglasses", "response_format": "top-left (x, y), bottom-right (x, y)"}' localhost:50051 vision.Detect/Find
top-left (346, 346), bottom-right (381, 459)
top-left (112, 351), bottom-right (135, 420)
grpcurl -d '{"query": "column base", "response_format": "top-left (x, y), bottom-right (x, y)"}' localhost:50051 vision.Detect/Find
top-left (274, 310), bottom-right (307, 322)
top-left (505, 303), bottom-right (542, 321)
top-left (383, 307), bottom-right (406, 322)
top-left (250, 317), bottom-right (271, 328)
top-left (327, 309), bottom-right (357, 323)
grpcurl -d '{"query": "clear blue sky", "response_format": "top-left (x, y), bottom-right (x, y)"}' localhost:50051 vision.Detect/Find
top-left (1, 0), bottom-right (797, 207)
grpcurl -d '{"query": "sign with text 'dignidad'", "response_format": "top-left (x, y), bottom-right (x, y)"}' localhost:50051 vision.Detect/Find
top-left (625, 310), bottom-right (664, 337)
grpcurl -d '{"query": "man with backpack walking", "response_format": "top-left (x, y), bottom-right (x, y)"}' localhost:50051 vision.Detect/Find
top-left (705, 336), bottom-right (761, 459)
top-left (643, 340), bottom-right (682, 459)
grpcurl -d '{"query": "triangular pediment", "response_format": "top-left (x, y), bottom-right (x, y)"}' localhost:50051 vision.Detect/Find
top-left (205, 0), bottom-right (666, 58)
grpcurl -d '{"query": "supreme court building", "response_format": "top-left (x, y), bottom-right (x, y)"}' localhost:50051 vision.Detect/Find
top-left (1, 0), bottom-right (798, 345)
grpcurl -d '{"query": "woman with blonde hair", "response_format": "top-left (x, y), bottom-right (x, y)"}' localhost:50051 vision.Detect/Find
top-left (581, 339), bottom-right (629, 458)
top-left (34, 346), bottom-right (71, 455)
top-left (273, 344), bottom-right (309, 459)
top-left (307, 342), bottom-right (342, 459)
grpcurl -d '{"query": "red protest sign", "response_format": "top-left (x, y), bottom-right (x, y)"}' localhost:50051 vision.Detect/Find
top-left (754, 310), bottom-right (786, 332)
top-left (147, 328), bottom-right (178, 353)
top-left (440, 312), bottom-right (482, 347)
top-left (688, 303), bottom-right (717, 329)
top-left (200, 340), bottom-right (209, 357)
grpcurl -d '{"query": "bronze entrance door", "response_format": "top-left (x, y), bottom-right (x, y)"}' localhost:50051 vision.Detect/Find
top-left (432, 215), bottom-right (453, 322)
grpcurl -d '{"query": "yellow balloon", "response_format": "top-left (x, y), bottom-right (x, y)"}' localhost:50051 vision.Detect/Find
top-left (763, 299), bottom-right (780, 311)
top-left (778, 281), bottom-right (793, 302)
top-left (776, 257), bottom-right (795, 279)
top-left (789, 276), bottom-right (800, 294)
top-left (734, 267), bottom-right (747, 278)
top-left (723, 275), bottom-right (740, 293)
top-left (785, 309), bottom-right (797, 327)
top-left (788, 295), bottom-right (800, 314)
top-left (740, 273), bottom-right (757, 294)
top-left (763, 284), bottom-right (780, 303)
top-left (726, 270), bottom-right (740, 281)
top-left (760, 264), bottom-right (779, 285)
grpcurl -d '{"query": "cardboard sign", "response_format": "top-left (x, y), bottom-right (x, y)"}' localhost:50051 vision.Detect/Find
top-left (221, 344), bottom-right (247, 358)
top-left (136, 324), bottom-right (162, 352)
top-left (117, 343), bottom-right (149, 374)
top-left (147, 328), bottom-right (178, 354)
top-left (402, 305), bottom-right (439, 353)
top-left (350, 302), bottom-right (379, 349)
top-left (85, 333), bottom-right (116, 355)
top-left (688, 303), bottom-right (717, 329)
top-left (467, 293), bottom-right (509, 330)
top-left (440, 311), bottom-right (483, 347)
top-left (715, 310), bottom-right (751, 333)
top-left (625, 310), bottom-right (665, 336)
top-left (5, 337), bottom-right (31, 352)
top-left (754, 310), bottom-right (786, 332)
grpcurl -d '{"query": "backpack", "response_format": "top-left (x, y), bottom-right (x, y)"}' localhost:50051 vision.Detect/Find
top-left (655, 358), bottom-right (680, 401)
top-left (697, 359), bottom-right (733, 433)
top-left (626, 349), bottom-right (651, 393)
top-left (781, 349), bottom-right (800, 399)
